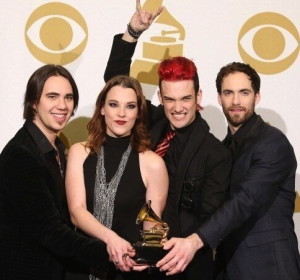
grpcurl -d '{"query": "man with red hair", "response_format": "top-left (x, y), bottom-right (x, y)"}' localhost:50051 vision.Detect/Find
top-left (104, 2), bottom-right (231, 279)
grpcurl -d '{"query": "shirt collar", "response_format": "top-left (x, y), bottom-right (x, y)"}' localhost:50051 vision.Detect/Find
top-left (169, 112), bottom-right (200, 144)
top-left (172, 112), bottom-right (200, 133)
top-left (24, 121), bottom-right (65, 156)
top-left (229, 112), bottom-right (258, 145)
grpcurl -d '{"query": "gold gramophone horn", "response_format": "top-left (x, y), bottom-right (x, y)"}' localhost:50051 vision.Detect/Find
top-left (136, 201), bottom-right (159, 224)
top-left (136, 200), bottom-right (169, 233)
top-left (133, 200), bottom-right (170, 262)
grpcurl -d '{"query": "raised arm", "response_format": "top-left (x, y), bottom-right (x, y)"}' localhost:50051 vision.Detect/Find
top-left (123, 0), bottom-right (163, 43)
top-left (104, 1), bottom-right (165, 128)
top-left (65, 143), bottom-right (135, 272)
top-left (104, 0), bottom-right (163, 82)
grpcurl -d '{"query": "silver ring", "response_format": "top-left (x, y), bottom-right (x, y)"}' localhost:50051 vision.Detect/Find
top-left (114, 260), bottom-right (119, 265)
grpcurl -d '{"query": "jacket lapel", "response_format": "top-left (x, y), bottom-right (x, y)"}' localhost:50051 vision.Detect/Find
top-left (234, 115), bottom-right (267, 161)
top-left (174, 116), bottom-right (209, 197)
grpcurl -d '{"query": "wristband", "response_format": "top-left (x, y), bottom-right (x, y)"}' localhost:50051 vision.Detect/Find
top-left (127, 23), bottom-right (143, 39)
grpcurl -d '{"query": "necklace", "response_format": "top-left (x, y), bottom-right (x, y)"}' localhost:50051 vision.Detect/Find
top-left (93, 143), bottom-right (132, 229)
top-left (90, 143), bottom-right (132, 280)
top-left (56, 155), bottom-right (64, 177)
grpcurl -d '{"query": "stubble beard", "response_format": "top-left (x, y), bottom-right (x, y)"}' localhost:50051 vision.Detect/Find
top-left (223, 105), bottom-right (255, 128)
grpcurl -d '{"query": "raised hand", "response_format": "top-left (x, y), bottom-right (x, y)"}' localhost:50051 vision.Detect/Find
top-left (129, 0), bottom-right (164, 33)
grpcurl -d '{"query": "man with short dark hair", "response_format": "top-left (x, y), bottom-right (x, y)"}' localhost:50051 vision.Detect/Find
top-left (194, 62), bottom-right (300, 280)
top-left (0, 64), bottom-right (107, 280)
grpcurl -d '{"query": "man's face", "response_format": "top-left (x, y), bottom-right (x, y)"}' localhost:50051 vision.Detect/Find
top-left (158, 80), bottom-right (201, 130)
top-left (33, 75), bottom-right (74, 141)
top-left (218, 72), bottom-right (260, 133)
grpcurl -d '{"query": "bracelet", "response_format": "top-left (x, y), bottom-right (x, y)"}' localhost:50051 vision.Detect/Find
top-left (127, 23), bottom-right (143, 39)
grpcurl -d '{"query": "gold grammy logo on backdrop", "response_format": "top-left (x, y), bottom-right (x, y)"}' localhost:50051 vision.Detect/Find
top-left (25, 2), bottom-right (88, 65)
top-left (238, 12), bottom-right (300, 74)
top-left (130, 0), bottom-right (185, 85)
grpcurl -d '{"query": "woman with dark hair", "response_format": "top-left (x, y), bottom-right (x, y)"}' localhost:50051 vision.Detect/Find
top-left (65, 75), bottom-right (168, 280)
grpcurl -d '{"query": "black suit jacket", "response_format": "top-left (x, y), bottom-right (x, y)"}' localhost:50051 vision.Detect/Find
top-left (151, 115), bottom-right (231, 280)
top-left (198, 115), bottom-right (300, 280)
top-left (104, 34), bottom-right (232, 280)
top-left (0, 122), bottom-right (107, 280)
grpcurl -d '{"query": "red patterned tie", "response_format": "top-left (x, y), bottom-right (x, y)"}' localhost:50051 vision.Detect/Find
top-left (154, 130), bottom-right (176, 157)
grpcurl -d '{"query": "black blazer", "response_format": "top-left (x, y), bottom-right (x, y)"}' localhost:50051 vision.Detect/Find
top-left (0, 122), bottom-right (107, 280)
top-left (151, 115), bottom-right (231, 238)
top-left (198, 115), bottom-right (300, 280)
top-left (152, 115), bottom-right (231, 280)
top-left (104, 34), bottom-right (232, 280)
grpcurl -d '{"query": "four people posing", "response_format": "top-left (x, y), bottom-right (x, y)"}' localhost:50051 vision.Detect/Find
top-left (1, 2), bottom-right (299, 280)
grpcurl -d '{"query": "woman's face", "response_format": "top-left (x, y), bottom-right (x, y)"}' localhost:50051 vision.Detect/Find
top-left (101, 85), bottom-right (138, 137)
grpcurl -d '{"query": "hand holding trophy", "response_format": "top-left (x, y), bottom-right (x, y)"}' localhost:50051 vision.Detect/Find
top-left (133, 200), bottom-right (169, 265)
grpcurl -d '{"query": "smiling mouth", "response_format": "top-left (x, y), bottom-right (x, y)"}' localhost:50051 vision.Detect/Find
top-left (52, 113), bottom-right (67, 120)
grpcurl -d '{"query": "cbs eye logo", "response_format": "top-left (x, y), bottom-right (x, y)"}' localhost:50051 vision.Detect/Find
top-left (238, 12), bottom-right (300, 74)
top-left (25, 2), bottom-right (88, 65)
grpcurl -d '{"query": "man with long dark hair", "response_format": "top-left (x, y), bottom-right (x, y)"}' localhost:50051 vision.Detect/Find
top-left (0, 64), bottom-right (107, 280)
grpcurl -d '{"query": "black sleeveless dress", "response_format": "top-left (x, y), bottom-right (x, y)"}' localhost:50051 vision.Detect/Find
top-left (65, 135), bottom-right (148, 280)
top-left (85, 135), bottom-right (146, 245)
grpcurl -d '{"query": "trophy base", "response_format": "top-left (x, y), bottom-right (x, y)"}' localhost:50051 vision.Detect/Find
top-left (132, 242), bottom-right (168, 265)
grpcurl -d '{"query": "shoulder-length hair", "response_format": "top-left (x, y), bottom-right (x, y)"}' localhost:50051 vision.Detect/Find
top-left (86, 75), bottom-right (150, 153)
top-left (23, 64), bottom-right (79, 121)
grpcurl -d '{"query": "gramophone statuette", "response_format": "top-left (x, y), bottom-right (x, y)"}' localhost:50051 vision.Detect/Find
top-left (133, 200), bottom-right (169, 264)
